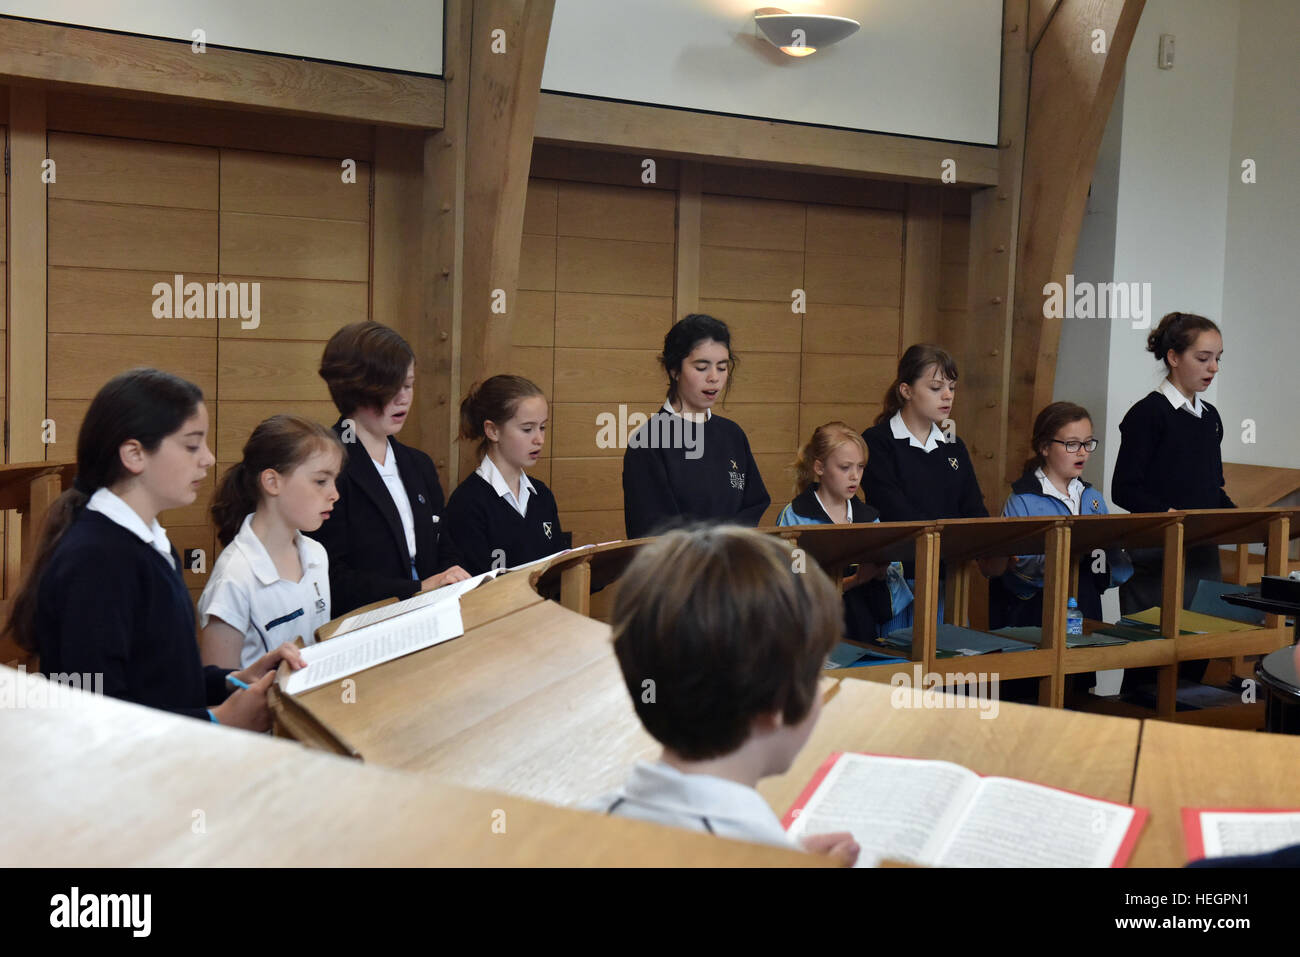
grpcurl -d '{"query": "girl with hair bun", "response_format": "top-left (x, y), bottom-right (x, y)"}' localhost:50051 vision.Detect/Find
top-left (776, 422), bottom-right (913, 640)
top-left (3, 368), bottom-right (303, 729)
top-left (1112, 311), bottom-right (1232, 621)
top-left (443, 374), bottom-right (570, 574)
top-left (199, 415), bottom-right (344, 669)
top-left (621, 314), bottom-right (770, 539)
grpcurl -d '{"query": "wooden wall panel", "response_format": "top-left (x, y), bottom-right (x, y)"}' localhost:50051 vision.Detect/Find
top-left (39, 126), bottom-right (371, 608)
top-left (513, 151), bottom-right (949, 544)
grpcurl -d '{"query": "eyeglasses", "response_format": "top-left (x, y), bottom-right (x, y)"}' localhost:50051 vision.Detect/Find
top-left (1050, 439), bottom-right (1099, 453)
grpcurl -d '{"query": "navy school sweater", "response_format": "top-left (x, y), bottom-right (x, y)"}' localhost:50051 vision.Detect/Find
top-left (861, 422), bottom-right (988, 523)
top-left (622, 411), bottom-right (770, 539)
top-left (35, 509), bottom-right (232, 721)
top-left (1112, 391), bottom-right (1234, 513)
top-left (442, 472), bottom-right (572, 575)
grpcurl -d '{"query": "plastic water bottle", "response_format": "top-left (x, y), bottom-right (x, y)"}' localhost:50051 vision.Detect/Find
top-left (1066, 597), bottom-right (1083, 637)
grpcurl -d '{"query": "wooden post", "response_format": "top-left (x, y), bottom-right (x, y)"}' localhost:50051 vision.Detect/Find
top-left (913, 531), bottom-right (941, 668)
top-left (1039, 523), bottom-right (1069, 707)
top-left (1157, 520), bottom-right (1184, 720)
top-left (559, 560), bottom-right (592, 617)
top-left (1264, 515), bottom-right (1290, 630)
top-left (674, 161), bottom-right (702, 321)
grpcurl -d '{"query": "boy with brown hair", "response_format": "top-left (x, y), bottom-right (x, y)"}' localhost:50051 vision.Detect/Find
top-left (592, 525), bottom-right (859, 864)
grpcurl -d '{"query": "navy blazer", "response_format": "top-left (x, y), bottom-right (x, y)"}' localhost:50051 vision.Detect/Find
top-left (306, 420), bottom-right (461, 615)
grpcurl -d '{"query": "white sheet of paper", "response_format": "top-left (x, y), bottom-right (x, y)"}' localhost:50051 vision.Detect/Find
top-left (329, 570), bottom-right (497, 638)
top-left (1199, 810), bottom-right (1300, 858)
top-left (283, 599), bottom-right (464, 695)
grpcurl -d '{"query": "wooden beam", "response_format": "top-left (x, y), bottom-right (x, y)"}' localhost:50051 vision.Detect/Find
top-left (1028, 0), bottom-right (1066, 53)
top-left (8, 87), bottom-right (47, 464)
top-left (372, 127), bottom-right (428, 449)
top-left (535, 94), bottom-right (1000, 187)
top-left (674, 162), bottom-right (702, 321)
top-left (0, 16), bottom-right (443, 128)
top-left (955, 1), bottom-right (1030, 510)
top-left (1007, 0), bottom-right (1145, 493)
top-left (459, 0), bottom-right (557, 480)
top-left (425, 0), bottom-right (474, 488)
top-left (901, 185), bottom-right (943, 349)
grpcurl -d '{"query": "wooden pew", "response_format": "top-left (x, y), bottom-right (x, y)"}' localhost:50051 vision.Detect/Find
top-left (0, 664), bottom-right (824, 867)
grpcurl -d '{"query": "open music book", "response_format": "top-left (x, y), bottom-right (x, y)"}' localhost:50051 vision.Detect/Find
top-left (1183, 808), bottom-right (1300, 861)
top-left (281, 587), bottom-right (466, 695)
top-left (784, 752), bottom-right (1146, 868)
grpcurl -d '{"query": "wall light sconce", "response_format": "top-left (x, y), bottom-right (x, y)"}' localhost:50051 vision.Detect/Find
top-left (754, 7), bottom-right (860, 58)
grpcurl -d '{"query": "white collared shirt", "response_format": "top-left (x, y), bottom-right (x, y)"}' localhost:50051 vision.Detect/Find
top-left (586, 760), bottom-right (798, 850)
top-left (662, 398), bottom-right (712, 421)
top-left (814, 489), bottom-right (852, 524)
top-left (198, 513), bottom-right (331, 668)
top-left (476, 454), bottom-right (536, 518)
top-left (1034, 467), bottom-right (1085, 515)
top-left (85, 487), bottom-right (174, 564)
top-left (889, 411), bottom-right (947, 453)
top-left (372, 440), bottom-right (417, 560)
top-left (1160, 378), bottom-right (1204, 418)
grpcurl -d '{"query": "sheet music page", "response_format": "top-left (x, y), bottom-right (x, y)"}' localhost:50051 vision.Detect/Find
top-left (786, 753), bottom-right (980, 867)
top-left (283, 599), bottom-right (464, 694)
top-left (329, 570), bottom-right (497, 637)
top-left (1199, 811), bottom-right (1300, 858)
top-left (936, 777), bottom-right (1134, 867)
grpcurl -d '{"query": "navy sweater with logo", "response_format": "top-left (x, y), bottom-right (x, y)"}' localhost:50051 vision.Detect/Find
top-left (861, 422), bottom-right (988, 522)
top-left (622, 412), bottom-right (770, 539)
top-left (35, 509), bottom-right (232, 721)
top-left (443, 472), bottom-right (571, 574)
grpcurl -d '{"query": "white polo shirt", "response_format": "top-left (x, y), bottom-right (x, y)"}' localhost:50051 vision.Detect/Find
top-left (198, 514), bottom-right (331, 668)
top-left (889, 411), bottom-right (947, 452)
top-left (1160, 378), bottom-right (1204, 418)
top-left (372, 440), bottom-right (418, 561)
top-left (476, 454), bottom-right (536, 518)
top-left (586, 760), bottom-right (798, 850)
top-left (1034, 467), bottom-right (1085, 515)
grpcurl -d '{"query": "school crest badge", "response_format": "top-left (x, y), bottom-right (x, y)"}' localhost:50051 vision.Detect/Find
top-left (729, 469), bottom-right (745, 490)
top-left (1090, 499), bottom-right (1101, 512)
top-left (542, 521), bottom-right (553, 539)
top-left (948, 457), bottom-right (959, 470)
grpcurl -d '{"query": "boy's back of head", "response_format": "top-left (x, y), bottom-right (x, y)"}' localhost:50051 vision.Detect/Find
top-left (611, 525), bottom-right (841, 763)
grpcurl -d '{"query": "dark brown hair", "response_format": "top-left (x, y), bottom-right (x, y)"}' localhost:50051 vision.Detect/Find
top-left (211, 415), bottom-right (345, 546)
top-left (1146, 312), bottom-right (1221, 372)
top-left (459, 375), bottom-right (546, 460)
top-left (319, 321), bottom-right (415, 416)
top-left (874, 344), bottom-right (959, 426)
top-left (1023, 401), bottom-right (1092, 475)
top-left (612, 526), bottom-right (840, 762)
top-left (792, 421), bottom-right (868, 497)
top-left (5, 368), bottom-right (204, 654)
top-left (659, 313), bottom-right (738, 405)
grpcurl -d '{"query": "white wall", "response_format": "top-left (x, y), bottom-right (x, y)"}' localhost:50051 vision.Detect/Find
top-left (0, 0), bottom-right (443, 74)
top-left (541, 0), bottom-right (1002, 144)
top-left (1214, 0), bottom-right (1300, 470)
top-left (1084, 0), bottom-right (1243, 503)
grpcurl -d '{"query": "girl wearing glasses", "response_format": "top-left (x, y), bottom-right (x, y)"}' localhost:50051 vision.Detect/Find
top-left (991, 401), bottom-right (1132, 628)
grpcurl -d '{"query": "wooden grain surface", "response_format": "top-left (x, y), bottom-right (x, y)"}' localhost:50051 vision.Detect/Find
top-left (0, 664), bottom-right (821, 867)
